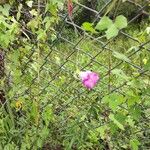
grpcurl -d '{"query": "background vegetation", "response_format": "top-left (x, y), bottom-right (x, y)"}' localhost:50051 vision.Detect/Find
top-left (0, 0), bottom-right (150, 149)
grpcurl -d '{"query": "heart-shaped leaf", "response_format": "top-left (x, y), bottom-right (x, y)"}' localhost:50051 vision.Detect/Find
top-left (105, 24), bottom-right (119, 39)
top-left (95, 16), bottom-right (113, 31)
top-left (115, 15), bottom-right (127, 30)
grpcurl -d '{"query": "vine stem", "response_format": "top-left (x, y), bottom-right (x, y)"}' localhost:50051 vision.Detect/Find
top-left (30, 1), bottom-right (41, 149)
top-left (108, 44), bottom-right (111, 93)
top-left (37, 0), bottom-right (40, 84)
top-left (76, 45), bottom-right (79, 71)
top-left (68, 1), bottom-right (79, 72)
top-left (35, 0), bottom-right (41, 127)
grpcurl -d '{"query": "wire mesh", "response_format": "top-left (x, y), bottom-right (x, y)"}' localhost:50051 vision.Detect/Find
top-left (0, 0), bottom-right (150, 149)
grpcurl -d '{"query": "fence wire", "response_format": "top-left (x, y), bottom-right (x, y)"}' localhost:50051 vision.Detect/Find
top-left (0, 0), bottom-right (150, 149)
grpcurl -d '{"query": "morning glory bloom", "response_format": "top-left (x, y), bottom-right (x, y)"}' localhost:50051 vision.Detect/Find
top-left (79, 71), bottom-right (99, 90)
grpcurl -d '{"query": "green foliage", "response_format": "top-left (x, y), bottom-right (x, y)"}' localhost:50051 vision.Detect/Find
top-left (0, 4), bottom-right (10, 16)
top-left (95, 16), bottom-right (113, 31)
top-left (113, 51), bottom-right (131, 62)
top-left (0, 0), bottom-right (149, 150)
top-left (95, 15), bottom-right (128, 39)
top-left (144, 58), bottom-right (150, 70)
top-left (105, 24), bottom-right (119, 39)
top-left (82, 22), bottom-right (97, 33)
top-left (115, 15), bottom-right (128, 30)
top-left (109, 113), bottom-right (124, 130)
top-left (130, 139), bottom-right (140, 150)
top-left (102, 93), bottom-right (125, 112)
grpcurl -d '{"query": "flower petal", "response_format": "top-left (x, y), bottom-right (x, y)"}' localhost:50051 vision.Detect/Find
top-left (79, 71), bottom-right (99, 90)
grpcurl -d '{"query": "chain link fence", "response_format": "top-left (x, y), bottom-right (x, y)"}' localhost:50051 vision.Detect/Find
top-left (0, 0), bottom-right (150, 149)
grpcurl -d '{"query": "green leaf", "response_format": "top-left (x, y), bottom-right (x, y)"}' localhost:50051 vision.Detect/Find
top-left (69, 137), bottom-right (76, 149)
top-left (96, 125), bottom-right (107, 140)
top-left (0, 4), bottom-right (11, 17)
top-left (95, 16), bottom-right (113, 31)
top-left (31, 101), bottom-right (38, 117)
top-left (88, 130), bottom-right (99, 143)
top-left (46, 3), bottom-right (58, 16)
top-left (112, 69), bottom-right (130, 81)
top-left (126, 117), bottom-right (135, 127)
top-left (109, 113), bottom-right (125, 130)
top-left (126, 91), bottom-right (140, 107)
top-left (27, 18), bottom-right (39, 32)
top-left (8, 50), bottom-right (20, 66)
top-left (115, 15), bottom-right (127, 30)
top-left (113, 51), bottom-right (131, 62)
top-left (102, 95), bottom-right (110, 103)
top-left (115, 113), bottom-right (127, 124)
top-left (26, 1), bottom-right (33, 8)
top-left (130, 139), bottom-right (140, 150)
top-left (102, 93), bottom-right (125, 112)
top-left (29, 9), bottom-right (38, 16)
top-left (42, 104), bottom-right (54, 126)
top-left (37, 29), bottom-right (47, 41)
top-left (144, 59), bottom-right (150, 70)
top-left (105, 24), bottom-right (119, 39)
top-left (82, 22), bottom-right (97, 33)
top-left (129, 106), bottom-right (141, 121)
top-left (17, 4), bottom-right (23, 21)
top-left (13, 69), bottom-right (22, 84)
top-left (146, 27), bottom-right (150, 34)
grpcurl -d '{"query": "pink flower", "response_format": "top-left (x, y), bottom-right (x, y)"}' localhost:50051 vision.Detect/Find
top-left (79, 71), bottom-right (99, 90)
